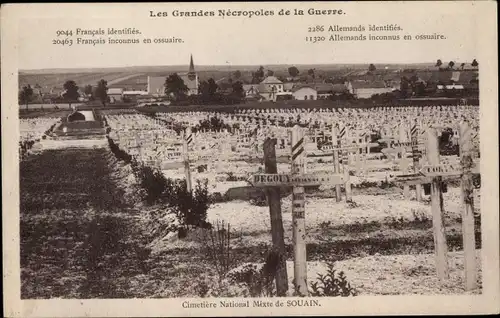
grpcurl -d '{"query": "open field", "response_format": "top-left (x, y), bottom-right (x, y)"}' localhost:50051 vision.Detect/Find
top-left (19, 62), bottom-right (439, 90)
top-left (20, 62), bottom-right (435, 76)
top-left (18, 72), bottom-right (133, 89)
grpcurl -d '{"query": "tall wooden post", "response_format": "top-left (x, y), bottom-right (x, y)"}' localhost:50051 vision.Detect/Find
top-left (427, 128), bottom-right (449, 280)
top-left (459, 121), bottom-right (477, 290)
top-left (344, 157), bottom-right (352, 202)
top-left (411, 119), bottom-right (422, 201)
top-left (291, 125), bottom-right (308, 296)
top-left (355, 146), bottom-right (362, 174)
top-left (339, 125), bottom-right (352, 201)
top-left (263, 138), bottom-right (288, 296)
top-left (332, 125), bottom-right (342, 202)
top-left (182, 128), bottom-right (193, 192)
top-left (399, 123), bottom-right (410, 199)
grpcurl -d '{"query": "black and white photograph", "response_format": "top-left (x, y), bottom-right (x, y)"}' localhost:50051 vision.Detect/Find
top-left (2, 2), bottom-right (499, 317)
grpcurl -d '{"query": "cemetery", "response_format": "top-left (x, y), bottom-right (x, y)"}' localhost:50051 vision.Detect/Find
top-left (19, 104), bottom-right (482, 298)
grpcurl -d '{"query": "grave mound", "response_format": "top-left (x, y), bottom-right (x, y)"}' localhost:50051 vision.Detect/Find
top-left (52, 108), bottom-right (106, 140)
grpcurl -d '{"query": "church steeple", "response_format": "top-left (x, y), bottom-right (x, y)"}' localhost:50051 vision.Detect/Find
top-left (188, 54), bottom-right (196, 80)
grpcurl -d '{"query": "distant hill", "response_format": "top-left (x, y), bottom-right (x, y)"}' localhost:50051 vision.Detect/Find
top-left (19, 63), bottom-right (435, 75)
top-left (19, 62), bottom-right (451, 91)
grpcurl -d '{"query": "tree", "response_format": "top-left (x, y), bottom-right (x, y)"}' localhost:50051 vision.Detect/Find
top-left (199, 78), bottom-right (219, 104)
top-left (368, 64), bottom-right (376, 72)
top-left (233, 70), bottom-right (242, 79)
top-left (207, 78), bottom-right (218, 95)
top-left (308, 68), bottom-right (315, 77)
top-left (198, 80), bottom-right (210, 98)
top-left (448, 61), bottom-right (455, 70)
top-left (95, 79), bottom-right (108, 107)
top-left (19, 85), bottom-right (34, 110)
top-left (257, 66), bottom-right (264, 78)
top-left (84, 84), bottom-right (93, 97)
top-left (399, 77), bottom-right (410, 98)
top-left (436, 59), bottom-right (443, 68)
top-left (460, 63), bottom-right (465, 70)
top-left (231, 81), bottom-right (244, 100)
top-left (165, 73), bottom-right (189, 101)
top-left (471, 59), bottom-right (478, 68)
top-left (415, 82), bottom-right (426, 96)
top-left (267, 70), bottom-right (274, 77)
top-left (256, 66), bottom-right (265, 80)
top-left (62, 80), bottom-right (80, 108)
top-left (288, 66), bottom-right (300, 78)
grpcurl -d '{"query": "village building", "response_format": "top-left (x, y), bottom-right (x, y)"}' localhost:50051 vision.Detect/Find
top-left (349, 80), bottom-right (393, 99)
top-left (147, 76), bottom-right (165, 96)
top-left (243, 84), bottom-right (259, 95)
top-left (123, 90), bottom-right (148, 97)
top-left (283, 82), bottom-right (295, 92)
top-left (315, 83), bottom-right (333, 99)
top-left (147, 55), bottom-right (199, 96)
top-left (107, 88), bottom-right (124, 103)
top-left (178, 54), bottom-right (199, 95)
top-left (122, 90), bottom-right (148, 102)
top-left (258, 76), bottom-right (284, 101)
top-left (242, 84), bottom-right (264, 101)
top-left (291, 84), bottom-right (317, 100)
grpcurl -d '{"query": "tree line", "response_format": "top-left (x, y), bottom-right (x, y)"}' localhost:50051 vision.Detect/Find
top-left (435, 59), bottom-right (478, 71)
top-left (19, 79), bottom-right (110, 110)
top-left (19, 59), bottom-right (479, 109)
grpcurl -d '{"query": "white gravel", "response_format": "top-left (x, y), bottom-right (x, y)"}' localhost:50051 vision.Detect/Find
top-left (281, 250), bottom-right (482, 295)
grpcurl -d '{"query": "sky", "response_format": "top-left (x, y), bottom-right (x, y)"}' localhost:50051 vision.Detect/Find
top-left (14, 2), bottom-right (481, 70)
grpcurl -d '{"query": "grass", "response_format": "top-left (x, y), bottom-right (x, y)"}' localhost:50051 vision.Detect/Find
top-left (20, 148), bottom-right (151, 298)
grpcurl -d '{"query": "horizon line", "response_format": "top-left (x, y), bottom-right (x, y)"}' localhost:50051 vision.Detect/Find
top-left (18, 61), bottom-right (449, 73)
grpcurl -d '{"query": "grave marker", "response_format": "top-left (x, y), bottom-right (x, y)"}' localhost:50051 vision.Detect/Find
top-left (262, 138), bottom-right (288, 296)
top-left (427, 127), bottom-right (449, 280)
top-left (459, 121), bottom-right (477, 291)
top-left (291, 125), bottom-right (308, 296)
top-left (182, 127), bottom-right (193, 192)
top-left (244, 125), bottom-right (346, 296)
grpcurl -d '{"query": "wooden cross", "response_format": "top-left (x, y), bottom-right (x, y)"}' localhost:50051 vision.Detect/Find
top-left (246, 125), bottom-right (347, 296)
top-left (393, 122), bottom-right (479, 289)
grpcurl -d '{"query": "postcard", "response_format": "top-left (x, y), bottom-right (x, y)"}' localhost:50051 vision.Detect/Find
top-left (2, 1), bottom-right (499, 317)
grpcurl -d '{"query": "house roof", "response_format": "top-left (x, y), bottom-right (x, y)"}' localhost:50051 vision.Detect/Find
top-left (243, 84), bottom-right (259, 90)
top-left (108, 88), bottom-right (124, 95)
top-left (291, 84), bottom-right (316, 93)
top-left (331, 83), bottom-right (348, 93)
top-left (350, 80), bottom-right (387, 89)
top-left (314, 83), bottom-right (334, 93)
top-left (243, 84), bottom-right (260, 95)
top-left (260, 76), bottom-right (283, 84)
top-left (283, 83), bottom-right (295, 91)
top-left (455, 71), bottom-right (478, 84)
top-left (123, 90), bottom-right (148, 95)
